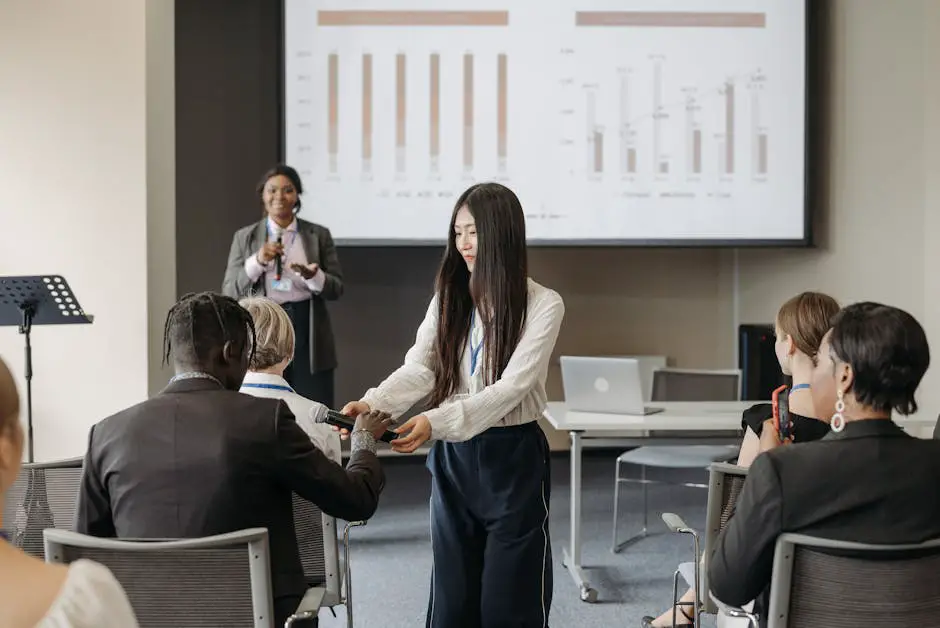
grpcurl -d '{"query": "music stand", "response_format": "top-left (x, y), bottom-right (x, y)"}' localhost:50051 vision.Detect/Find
top-left (0, 276), bottom-right (93, 462)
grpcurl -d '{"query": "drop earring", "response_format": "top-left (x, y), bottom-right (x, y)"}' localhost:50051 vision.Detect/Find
top-left (831, 390), bottom-right (846, 432)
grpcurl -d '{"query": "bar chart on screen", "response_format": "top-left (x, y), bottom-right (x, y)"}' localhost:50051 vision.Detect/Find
top-left (285, 7), bottom-right (518, 240)
top-left (556, 11), bottom-right (772, 189)
top-left (285, 1), bottom-right (807, 243)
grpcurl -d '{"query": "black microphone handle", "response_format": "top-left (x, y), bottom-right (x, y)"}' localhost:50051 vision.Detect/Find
top-left (326, 409), bottom-right (398, 444)
top-left (274, 234), bottom-right (283, 280)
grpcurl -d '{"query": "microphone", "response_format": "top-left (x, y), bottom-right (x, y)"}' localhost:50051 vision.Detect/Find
top-left (274, 232), bottom-right (283, 281)
top-left (309, 403), bottom-right (398, 444)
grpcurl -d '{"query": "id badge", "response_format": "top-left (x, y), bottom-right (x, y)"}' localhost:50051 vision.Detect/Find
top-left (272, 278), bottom-right (293, 292)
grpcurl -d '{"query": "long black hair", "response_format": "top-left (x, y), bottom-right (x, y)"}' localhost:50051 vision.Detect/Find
top-left (428, 182), bottom-right (528, 408)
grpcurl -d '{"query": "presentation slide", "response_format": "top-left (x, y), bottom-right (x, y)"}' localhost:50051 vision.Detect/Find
top-left (284, 0), bottom-right (807, 245)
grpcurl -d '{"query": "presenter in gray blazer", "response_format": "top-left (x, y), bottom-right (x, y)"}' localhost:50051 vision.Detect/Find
top-left (223, 164), bottom-right (343, 407)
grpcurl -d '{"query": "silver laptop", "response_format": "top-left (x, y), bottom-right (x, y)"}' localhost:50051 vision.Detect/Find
top-left (560, 356), bottom-right (664, 416)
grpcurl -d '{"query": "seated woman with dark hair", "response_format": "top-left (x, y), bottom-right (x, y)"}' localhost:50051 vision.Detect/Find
top-left (708, 302), bottom-right (940, 627)
top-left (644, 291), bottom-right (839, 627)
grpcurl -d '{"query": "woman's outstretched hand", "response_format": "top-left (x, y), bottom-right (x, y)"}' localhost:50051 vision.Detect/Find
top-left (390, 414), bottom-right (432, 453)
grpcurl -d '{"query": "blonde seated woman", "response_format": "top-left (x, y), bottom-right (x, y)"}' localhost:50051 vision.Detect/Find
top-left (239, 296), bottom-right (341, 463)
top-left (642, 292), bottom-right (839, 627)
top-left (0, 356), bottom-right (138, 628)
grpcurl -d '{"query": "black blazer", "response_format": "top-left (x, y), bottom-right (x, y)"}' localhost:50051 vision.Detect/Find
top-left (709, 419), bottom-right (940, 624)
top-left (222, 217), bottom-right (344, 372)
top-left (75, 378), bottom-right (384, 612)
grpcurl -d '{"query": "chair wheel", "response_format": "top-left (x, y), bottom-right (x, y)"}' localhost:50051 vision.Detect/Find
top-left (580, 587), bottom-right (598, 603)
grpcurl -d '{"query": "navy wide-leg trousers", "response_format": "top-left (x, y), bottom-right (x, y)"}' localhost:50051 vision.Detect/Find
top-left (426, 421), bottom-right (553, 628)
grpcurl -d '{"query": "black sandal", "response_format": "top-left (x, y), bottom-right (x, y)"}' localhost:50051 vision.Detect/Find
top-left (640, 603), bottom-right (695, 627)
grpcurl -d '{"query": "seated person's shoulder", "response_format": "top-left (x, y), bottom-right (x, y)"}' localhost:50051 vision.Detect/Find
top-left (741, 403), bottom-right (772, 435)
top-left (95, 391), bottom-right (293, 443)
top-left (230, 393), bottom-right (297, 427)
top-left (40, 560), bottom-right (138, 628)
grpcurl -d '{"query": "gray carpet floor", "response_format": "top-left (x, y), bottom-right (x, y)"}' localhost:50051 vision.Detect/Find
top-left (319, 451), bottom-right (716, 628)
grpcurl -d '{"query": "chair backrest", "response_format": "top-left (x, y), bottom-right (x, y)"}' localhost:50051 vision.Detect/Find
top-left (2, 457), bottom-right (84, 558)
top-left (292, 493), bottom-right (341, 605)
top-left (702, 461), bottom-right (749, 614)
top-left (651, 368), bottom-right (742, 402)
top-left (44, 527), bottom-right (275, 628)
top-left (767, 533), bottom-right (940, 628)
top-left (650, 369), bottom-right (743, 439)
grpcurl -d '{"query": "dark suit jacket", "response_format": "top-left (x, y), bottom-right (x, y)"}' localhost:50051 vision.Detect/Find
top-left (709, 419), bottom-right (940, 624)
top-left (76, 378), bottom-right (384, 613)
top-left (222, 217), bottom-right (343, 372)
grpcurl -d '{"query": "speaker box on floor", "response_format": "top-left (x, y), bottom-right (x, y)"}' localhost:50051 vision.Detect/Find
top-left (738, 324), bottom-right (785, 401)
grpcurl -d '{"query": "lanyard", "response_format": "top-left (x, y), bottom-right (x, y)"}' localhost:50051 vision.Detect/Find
top-left (241, 382), bottom-right (294, 393)
top-left (790, 383), bottom-right (810, 392)
top-left (469, 310), bottom-right (483, 376)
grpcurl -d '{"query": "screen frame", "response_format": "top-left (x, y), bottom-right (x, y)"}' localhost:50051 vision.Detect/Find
top-left (278, 0), bottom-right (816, 248)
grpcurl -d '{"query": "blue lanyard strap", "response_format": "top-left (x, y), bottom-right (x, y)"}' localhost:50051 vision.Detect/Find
top-left (790, 383), bottom-right (810, 392)
top-left (469, 310), bottom-right (483, 376)
top-left (242, 382), bottom-right (294, 393)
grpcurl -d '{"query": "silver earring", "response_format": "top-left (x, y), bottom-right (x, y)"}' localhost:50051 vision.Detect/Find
top-left (831, 390), bottom-right (846, 432)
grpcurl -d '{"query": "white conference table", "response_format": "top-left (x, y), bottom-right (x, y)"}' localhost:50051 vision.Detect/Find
top-left (542, 401), bottom-right (938, 603)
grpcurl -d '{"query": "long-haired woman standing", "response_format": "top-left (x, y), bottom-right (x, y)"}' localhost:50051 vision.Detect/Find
top-left (342, 182), bottom-right (564, 627)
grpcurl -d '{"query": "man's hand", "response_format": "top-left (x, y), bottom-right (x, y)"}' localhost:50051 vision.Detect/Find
top-left (353, 410), bottom-right (394, 441)
top-left (257, 241), bottom-right (283, 264)
top-left (334, 401), bottom-right (372, 439)
top-left (390, 414), bottom-right (432, 454)
top-left (290, 262), bottom-right (320, 280)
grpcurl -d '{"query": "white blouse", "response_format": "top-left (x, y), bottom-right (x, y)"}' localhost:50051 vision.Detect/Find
top-left (39, 559), bottom-right (138, 628)
top-left (239, 371), bottom-right (343, 464)
top-left (361, 278), bottom-right (565, 442)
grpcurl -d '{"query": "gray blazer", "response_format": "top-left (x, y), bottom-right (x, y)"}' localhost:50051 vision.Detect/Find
top-left (222, 218), bottom-right (343, 372)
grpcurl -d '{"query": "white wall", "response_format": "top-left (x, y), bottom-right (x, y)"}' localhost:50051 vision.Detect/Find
top-left (735, 0), bottom-right (940, 425)
top-left (146, 0), bottom-right (177, 395)
top-left (923, 2), bottom-right (940, 426)
top-left (0, 0), bottom-right (174, 461)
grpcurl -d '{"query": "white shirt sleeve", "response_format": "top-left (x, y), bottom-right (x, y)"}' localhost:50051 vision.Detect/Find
top-left (39, 559), bottom-right (140, 628)
top-left (244, 251), bottom-right (271, 282)
top-left (304, 267), bottom-right (327, 294)
top-left (424, 291), bottom-right (565, 442)
top-left (360, 295), bottom-right (439, 419)
top-left (297, 401), bottom-right (343, 464)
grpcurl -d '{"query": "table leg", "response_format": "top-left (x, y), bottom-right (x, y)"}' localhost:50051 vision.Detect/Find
top-left (561, 430), bottom-right (597, 602)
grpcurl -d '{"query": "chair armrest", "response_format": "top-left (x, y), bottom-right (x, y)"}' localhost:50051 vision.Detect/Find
top-left (709, 461), bottom-right (748, 476)
top-left (285, 588), bottom-right (327, 627)
top-left (664, 513), bottom-right (703, 627)
top-left (710, 593), bottom-right (759, 628)
top-left (662, 512), bottom-right (697, 536)
top-left (341, 520), bottom-right (367, 628)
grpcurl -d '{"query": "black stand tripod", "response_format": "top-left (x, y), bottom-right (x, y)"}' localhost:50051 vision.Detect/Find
top-left (0, 276), bottom-right (93, 462)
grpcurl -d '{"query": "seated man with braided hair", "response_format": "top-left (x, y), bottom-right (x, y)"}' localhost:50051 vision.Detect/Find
top-left (76, 292), bottom-right (391, 627)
